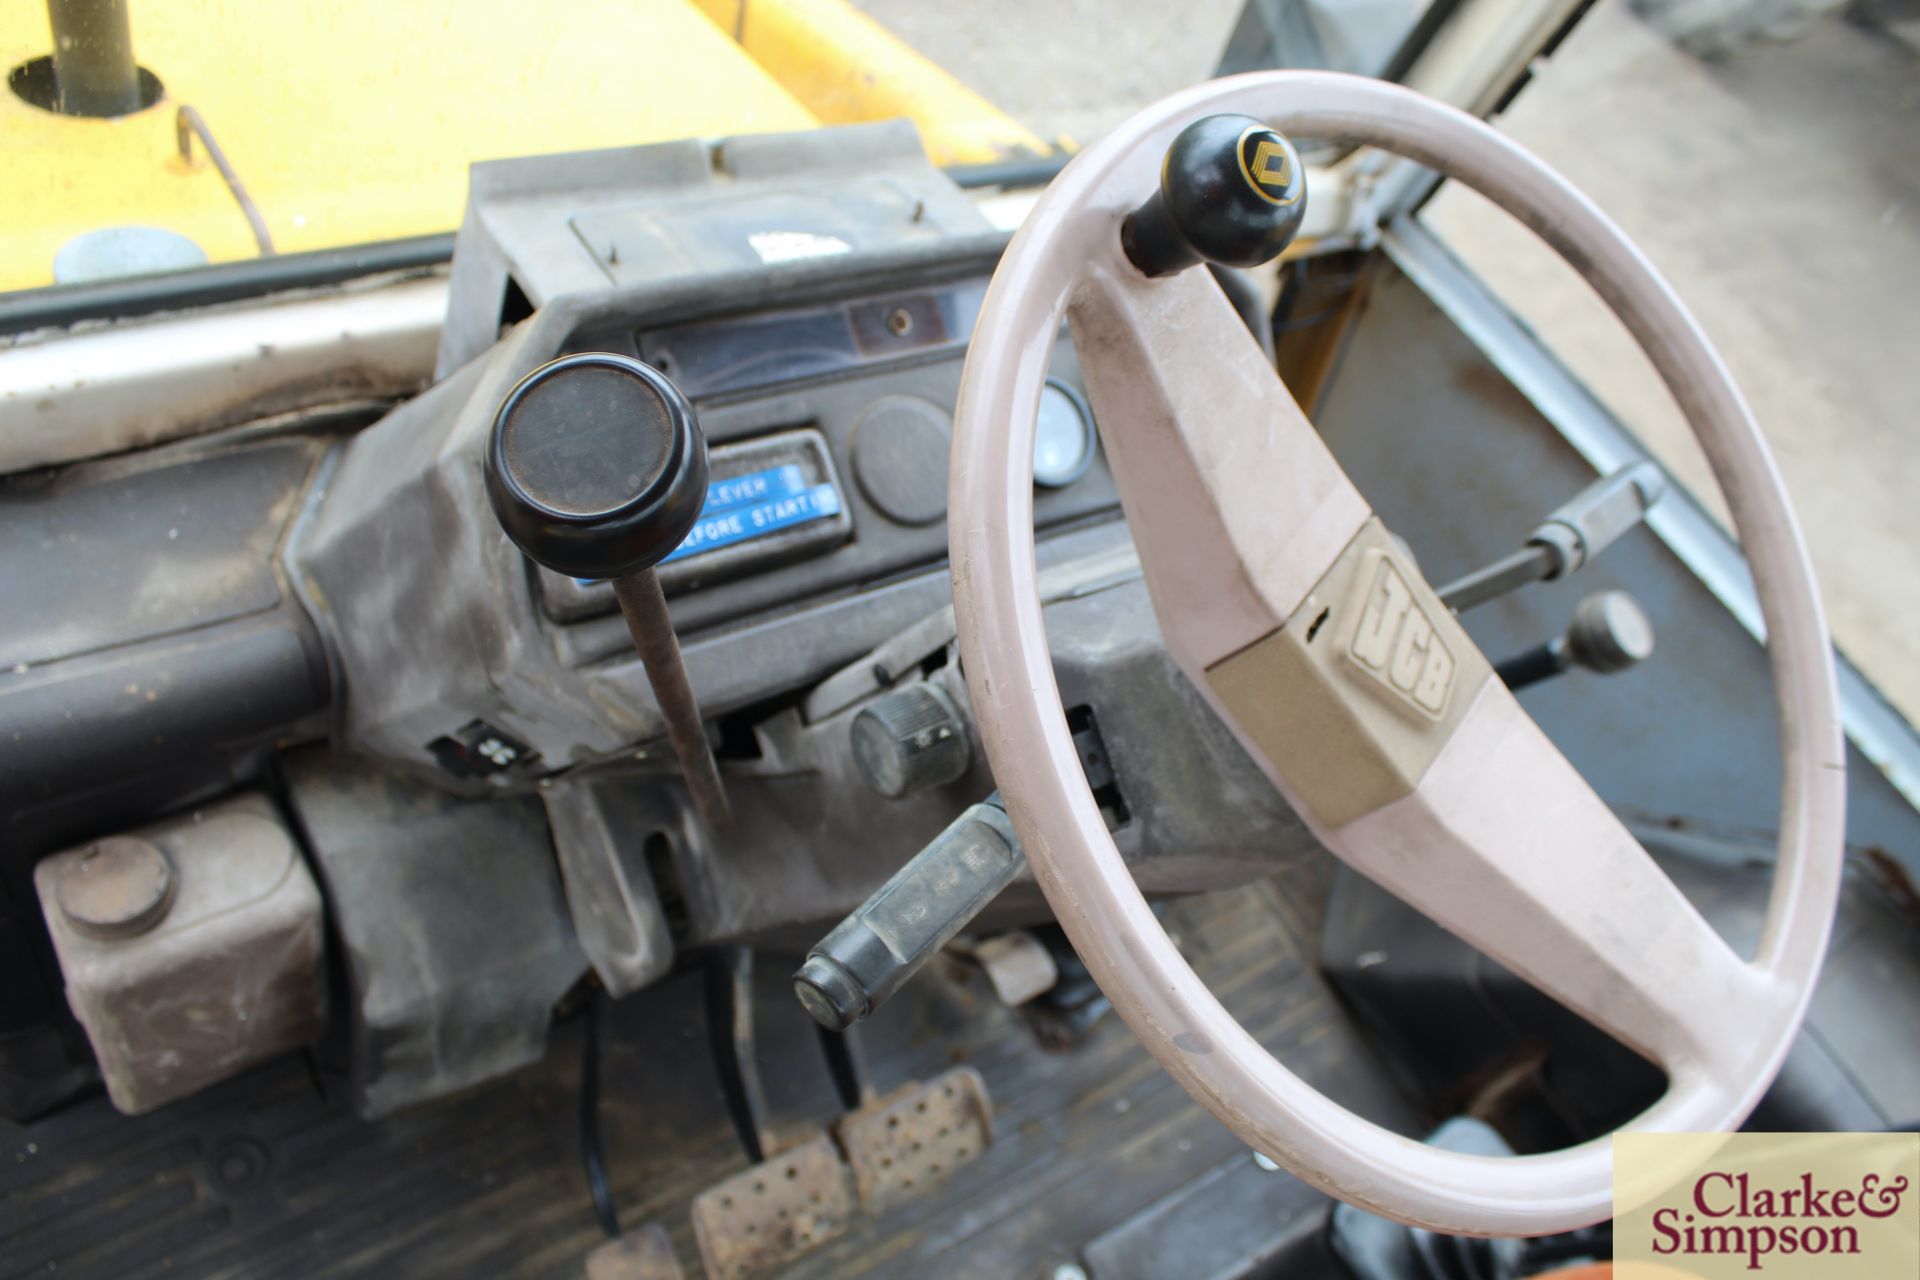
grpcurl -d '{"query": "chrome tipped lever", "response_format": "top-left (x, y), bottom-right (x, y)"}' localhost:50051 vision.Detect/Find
top-left (1437, 462), bottom-right (1668, 613)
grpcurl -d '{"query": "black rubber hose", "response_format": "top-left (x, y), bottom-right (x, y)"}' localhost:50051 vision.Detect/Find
top-left (580, 989), bottom-right (620, 1239)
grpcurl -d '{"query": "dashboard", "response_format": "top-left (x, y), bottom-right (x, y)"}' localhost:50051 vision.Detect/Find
top-left (289, 262), bottom-right (1129, 789)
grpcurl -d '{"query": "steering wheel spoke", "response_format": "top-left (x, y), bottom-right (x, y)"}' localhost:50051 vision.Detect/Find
top-left (1068, 264), bottom-right (1371, 670)
top-left (1334, 677), bottom-right (1782, 1079)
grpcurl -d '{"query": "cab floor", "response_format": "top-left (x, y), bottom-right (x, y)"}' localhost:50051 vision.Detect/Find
top-left (1, 860), bottom-right (1418, 1280)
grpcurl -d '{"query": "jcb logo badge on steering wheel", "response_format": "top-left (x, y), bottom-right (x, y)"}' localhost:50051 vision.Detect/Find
top-left (1346, 555), bottom-right (1456, 720)
top-left (1236, 126), bottom-right (1300, 207)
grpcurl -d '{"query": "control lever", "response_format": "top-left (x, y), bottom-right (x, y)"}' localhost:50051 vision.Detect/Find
top-left (794, 795), bottom-right (1023, 1031)
top-left (485, 352), bottom-right (729, 826)
top-left (1495, 590), bottom-right (1655, 691)
top-left (849, 683), bottom-right (971, 799)
top-left (1437, 462), bottom-right (1668, 613)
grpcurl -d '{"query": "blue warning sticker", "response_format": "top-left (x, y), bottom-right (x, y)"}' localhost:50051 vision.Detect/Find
top-left (661, 481), bottom-right (843, 564)
top-left (702, 464), bottom-right (808, 515)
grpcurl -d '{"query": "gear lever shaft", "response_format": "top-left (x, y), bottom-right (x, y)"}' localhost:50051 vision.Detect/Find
top-left (485, 352), bottom-right (729, 826)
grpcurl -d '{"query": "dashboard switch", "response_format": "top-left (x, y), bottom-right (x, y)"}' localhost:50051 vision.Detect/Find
top-left (1034, 380), bottom-right (1097, 489)
top-left (428, 718), bottom-right (537, 780)
top-left (851, 683), bottom-right (971, 799)
top-left (850, 395), bottom-right (952, 526)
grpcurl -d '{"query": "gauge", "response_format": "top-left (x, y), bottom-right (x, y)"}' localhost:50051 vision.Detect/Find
top-left (1034, 380), bottom-right (1096, 489)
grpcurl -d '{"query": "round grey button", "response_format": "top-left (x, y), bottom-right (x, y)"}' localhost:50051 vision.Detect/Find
top-left (850, 396), bottom-right (952, 526)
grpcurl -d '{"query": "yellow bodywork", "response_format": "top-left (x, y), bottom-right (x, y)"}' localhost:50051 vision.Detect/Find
top-left (0, 0), bottom-right (1046, 292)
top-left (690, 0), bottom-right (1052, 167)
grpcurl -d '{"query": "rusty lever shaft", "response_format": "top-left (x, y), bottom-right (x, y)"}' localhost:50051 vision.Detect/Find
top-left (613, 571), bottom-right (729, 827)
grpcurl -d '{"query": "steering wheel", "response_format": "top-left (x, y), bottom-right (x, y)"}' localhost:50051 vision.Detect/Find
top-left (947, 71), bottom-right (1845, 1237)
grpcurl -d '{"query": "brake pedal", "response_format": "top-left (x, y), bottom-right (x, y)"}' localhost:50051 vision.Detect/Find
top-left (690, 1134), bottom-right (856, 1280)
top-left (836, 1066), bottom-right (993, 1215)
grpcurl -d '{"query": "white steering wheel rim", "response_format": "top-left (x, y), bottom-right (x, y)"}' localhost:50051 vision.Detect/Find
top-left (948, 71), bottom-right (1846, 1236)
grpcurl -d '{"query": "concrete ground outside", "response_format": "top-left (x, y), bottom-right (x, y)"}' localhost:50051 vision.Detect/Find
top-left (855, 0), bottom-right (1920, 727)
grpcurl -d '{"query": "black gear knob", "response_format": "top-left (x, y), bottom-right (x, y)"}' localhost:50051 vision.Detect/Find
top-left (484, 352), bottom-right (709, 581)
top-left (1122, 114), bottom-right (1308, 278)
top-left (483, 350), bottom-right (730, 827)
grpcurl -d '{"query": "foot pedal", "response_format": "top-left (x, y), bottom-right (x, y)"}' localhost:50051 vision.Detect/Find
top-left (687, 1068), bottom-right (995, 1279)
top-left (690, 1133), bottom-right (856, 1280)
top-left (837, 1066), bottom-right (993, 1214)
top-left (586, 1222), bottom-right (685, 1280)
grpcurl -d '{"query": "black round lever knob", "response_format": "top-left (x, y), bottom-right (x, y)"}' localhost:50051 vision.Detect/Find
top-left (1122, 114), bottom-right (1308, 278)
top-left (485, 352), bottom-right (709, 581)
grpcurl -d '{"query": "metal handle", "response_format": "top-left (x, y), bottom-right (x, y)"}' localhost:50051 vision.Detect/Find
top-left (794, 796), bottom-right (1023, 1030)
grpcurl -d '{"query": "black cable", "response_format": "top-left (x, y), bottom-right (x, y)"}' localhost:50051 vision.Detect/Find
top-left (814, 1020), bottom-right (864, 1111)
top-left (580, 988), bottom-right (621, 1239)
top-left (0, 233), bottom-right (455, 336)
top-left (702, 949), bottom-right (767, 1164)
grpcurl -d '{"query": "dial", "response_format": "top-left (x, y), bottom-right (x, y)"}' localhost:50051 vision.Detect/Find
top-left (1034, 380), bottom-right (1096, 489)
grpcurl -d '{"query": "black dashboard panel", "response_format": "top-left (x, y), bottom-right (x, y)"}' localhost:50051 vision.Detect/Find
top-left (0, 439), bottom-right (315, 669)
top-left (0, 126), bottom-right (1157, 1125)
top-left (636, 280), bottom-right (988, 398)
top-left (540, 281), bottom-right (1116, 661)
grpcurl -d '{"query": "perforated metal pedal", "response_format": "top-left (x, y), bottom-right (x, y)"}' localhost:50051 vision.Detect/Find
top-left (687, 1069), bottom-right (996, 1279)
top-left (585, 1221), bottom-right (686, 1280)
top-left (689, 1134), bottom-right (856, 1280)
top-left (837, 1065), bottom-right (994, 1214)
